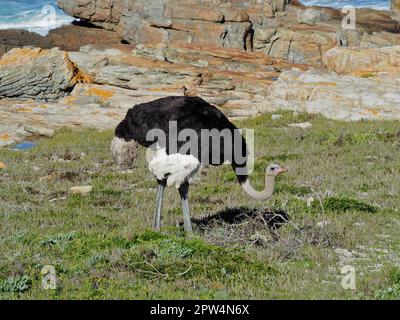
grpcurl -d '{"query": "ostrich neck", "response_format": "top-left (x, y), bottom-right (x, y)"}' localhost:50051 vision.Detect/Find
top-left (241, 174), bottom-right (275, 201)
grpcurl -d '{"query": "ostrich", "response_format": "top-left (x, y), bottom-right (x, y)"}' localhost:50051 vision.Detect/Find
top-left (111, 96), bottom-right (287, 233)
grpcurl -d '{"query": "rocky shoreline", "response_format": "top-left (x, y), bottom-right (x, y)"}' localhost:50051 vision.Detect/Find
top-left (0, 21), bottom-right (121, 57)
top-left (1, 0), bottom-right (400, 147)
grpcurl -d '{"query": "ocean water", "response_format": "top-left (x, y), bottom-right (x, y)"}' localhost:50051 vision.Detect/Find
top-left (0, 0), bottom-right (75, 36)
top-left (0, 0), bottom-right (391, 36)
top-left (301, 0), bottom-right (389, 10)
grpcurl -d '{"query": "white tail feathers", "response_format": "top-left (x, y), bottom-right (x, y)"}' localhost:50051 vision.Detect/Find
top-left (148, 148), bottom-right (201, 188)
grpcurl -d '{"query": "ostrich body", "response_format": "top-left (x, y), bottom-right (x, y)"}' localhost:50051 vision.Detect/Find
top-left (112, 96), bottom-right (287, 233)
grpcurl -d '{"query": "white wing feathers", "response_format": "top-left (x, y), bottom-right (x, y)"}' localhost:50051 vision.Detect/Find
top-left (148, 148), bottom-right (201, 188)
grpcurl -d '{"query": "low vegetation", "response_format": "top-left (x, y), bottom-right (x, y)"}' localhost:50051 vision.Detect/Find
top-left (0, 112), bottom-right (399, 299)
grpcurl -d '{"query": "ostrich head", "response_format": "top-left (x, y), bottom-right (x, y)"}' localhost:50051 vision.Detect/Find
top-left (240, 163), bottom-right (287, 201)
top-left (266, 163), bottom-right (288, 176)
top-left (111, 137), bottom-right (139, 169)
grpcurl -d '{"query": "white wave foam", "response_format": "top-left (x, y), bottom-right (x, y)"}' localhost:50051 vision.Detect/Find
top-left (0, 7), bottom-right (75, 36)
top-left (301, 0), bottom-right (389, 10)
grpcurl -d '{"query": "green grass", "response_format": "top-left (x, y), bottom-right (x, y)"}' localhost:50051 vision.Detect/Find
top-left (0, 111), bottom-right (399, 299)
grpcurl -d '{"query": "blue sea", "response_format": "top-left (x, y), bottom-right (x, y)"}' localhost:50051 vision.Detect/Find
top-left (301, 0), bottom-right (389, 10)
top-left (0, 0), bottom-right (391, 36)
top-left (0, 0), bottom-right (75, 36)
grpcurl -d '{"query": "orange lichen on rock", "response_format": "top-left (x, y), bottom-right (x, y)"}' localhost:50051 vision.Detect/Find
top-left (16, 107), bottom-right (33, 113)
top-left (106, 112), bottom-right (120, 118)
top-left (0, 133), bottom-right (10, 141)
top-left (63, 96), bottom-right (77, 105)
top-left (64, 52), bottom-right (93, 84)
top-left (86, 87), bottom-right (115, 100)
top-left (367, 109), bottom-right (381, 115)
top-left (0, 47), bottom-right (92, 100)
top-left (0, 47), bottom-right (45, 67)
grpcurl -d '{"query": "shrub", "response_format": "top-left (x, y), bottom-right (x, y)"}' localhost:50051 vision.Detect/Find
top-left (158, 239), bottom-right (194, 259)
top-left (40, 231), bottom-right (78, 246)
top-left (0, 276), bottom-right (32, 294)
top-left (319, 197), bottom-right (378, 213)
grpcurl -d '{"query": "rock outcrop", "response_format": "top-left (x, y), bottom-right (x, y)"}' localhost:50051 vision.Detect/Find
top-left (68, 44), bottom-right (308, 116)
top-left (57, 0), bottom-right (288, 34)
top-left (0, 47), bottom-right (90, 100)
top-left (0, 23), bottom-right (121, 58)
top-left (47, 23), bottom-right (122, 52)
top-left (57, 0), bottom-right (124, 32)
top-left (322, 46), bottom-right (400, 76)
top-left (0, 29), bottom-right (50, 57)
top-left (0, 39), bottom-right (305, 148)
top-left (360, 31), bottom-right (400, 48)
top-left (253, 23), bottom-right (343, 65)
top-left (266, 68), bottom-right (400, 121)
top-left (0, 96), bottom-right (129, 147)
top-left (57, 0), bottom-right (399, 65)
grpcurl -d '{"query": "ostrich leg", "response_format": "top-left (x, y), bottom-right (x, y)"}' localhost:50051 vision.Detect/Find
top-left (153, 179), bottom-right (166, 231)
top-left (178, 181), bottom-right (193, 233)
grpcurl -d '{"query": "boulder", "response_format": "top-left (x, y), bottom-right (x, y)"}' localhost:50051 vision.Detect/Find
top-left (24, 125), bottom-right (55, 137)
top-left (0, 47), bottom-right (90, 100)
top-left (288, 122), bottom-right (312, 129)
top-left (69, 186), bottom-right (93, 195)
top-left (254, 24), bottom-right (342, 64)
top-left (56, 0), bottom-right (123, 32)
top-left (296, 8), bottom-right (331, 25)
top-left (322, 46), bottom-right (400, 76)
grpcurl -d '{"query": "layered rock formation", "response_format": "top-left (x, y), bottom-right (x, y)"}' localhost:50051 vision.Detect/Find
top-left (267, 68), bottom-right (400, 121)
top-left (57, 0), bottom-right (124, 32)
top-left (47, 23), bottom-right (122, 51)
top-left (69, 44), bottom-right (307, 116)
top-left (0, 48), bottom-right (90, 100)
top-left (322, 46), bottom-right (400, 76)
top-left (0, 43), bottom-right (303, 147)
top-left (56, 0), bottom-right (399, 65)
top-left (57, 0), bottom-right (287, 35)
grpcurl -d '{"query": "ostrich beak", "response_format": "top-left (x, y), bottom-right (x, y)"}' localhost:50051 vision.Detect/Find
top-left (277, 167), bottom-right (288, 174)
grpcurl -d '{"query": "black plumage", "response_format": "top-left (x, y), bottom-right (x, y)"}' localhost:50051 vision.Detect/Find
top-left (115, 96), bottom-right (249, 183)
